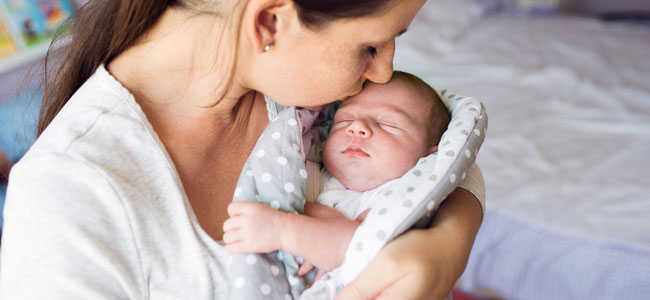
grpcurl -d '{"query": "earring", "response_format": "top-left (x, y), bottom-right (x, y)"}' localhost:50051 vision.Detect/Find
top-left (264, 43), bottom-right (273, 52)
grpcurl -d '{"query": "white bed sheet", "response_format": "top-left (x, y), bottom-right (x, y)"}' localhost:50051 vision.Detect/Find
top-left (395, 3), bottom-right (650, 298)
top-left (396, 11), bottom-right (650, 253)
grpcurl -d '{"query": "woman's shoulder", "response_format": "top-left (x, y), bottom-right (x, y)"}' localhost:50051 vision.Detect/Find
top-left (25, 65), bottom-right (174, 191)
top-left (35, 66), bottom-right (151, 155)
top-left (7, 152), bottom-right (122, 214)
top-left (1, 152), bottom-right (148, 298)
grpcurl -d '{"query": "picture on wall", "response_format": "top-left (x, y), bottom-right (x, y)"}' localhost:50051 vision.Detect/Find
top-left (0, 15), bottom-right (17, 58)
top-left (0, 0), bottom-right (74, 49)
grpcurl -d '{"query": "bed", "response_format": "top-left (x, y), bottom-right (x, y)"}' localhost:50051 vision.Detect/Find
top-left (394, 1), bottom-right (650, 299)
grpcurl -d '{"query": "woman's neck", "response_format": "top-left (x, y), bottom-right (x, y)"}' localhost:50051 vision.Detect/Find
top-left (108, 7), bottom-right (249, 121)
top-left (106, 5), bottom-right (269, 174)
top-left (105, 7), bottom-right (270, 240)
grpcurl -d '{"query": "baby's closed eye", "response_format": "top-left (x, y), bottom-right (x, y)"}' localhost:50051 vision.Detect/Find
top-left (377, 120), bottom-right (402, 132)
top-left (332, 119), bottom-right (353, 129)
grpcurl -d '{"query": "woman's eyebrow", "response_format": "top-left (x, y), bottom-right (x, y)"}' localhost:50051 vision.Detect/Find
top-left (373, 28), bottom-right (408, 46)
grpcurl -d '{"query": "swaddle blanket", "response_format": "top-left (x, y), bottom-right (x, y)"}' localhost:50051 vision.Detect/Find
top-left (229, 91), bottom-right (487, 300)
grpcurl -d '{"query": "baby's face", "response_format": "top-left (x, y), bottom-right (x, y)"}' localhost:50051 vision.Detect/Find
top-left (323, 80), bottom-right (434, 191)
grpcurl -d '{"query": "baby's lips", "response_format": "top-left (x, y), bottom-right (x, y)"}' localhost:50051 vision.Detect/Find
top-left (342, 144), bottom-right (370, 157)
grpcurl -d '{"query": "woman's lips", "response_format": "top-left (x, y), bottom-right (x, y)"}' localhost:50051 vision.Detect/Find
top-left (343, 145), bottom-right (369, 158)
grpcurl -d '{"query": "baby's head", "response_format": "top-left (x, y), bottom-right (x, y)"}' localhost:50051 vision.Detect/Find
top-left (323, 71), bottom-right (450, 191)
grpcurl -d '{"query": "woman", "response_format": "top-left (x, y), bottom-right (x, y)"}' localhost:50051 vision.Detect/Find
top-left (0, 0), bottom-right (484, 299)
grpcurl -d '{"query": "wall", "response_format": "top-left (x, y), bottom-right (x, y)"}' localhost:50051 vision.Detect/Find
top-left (0, 61), bottom-right (40, 104)
top-left (0, 0), bottom-right (86, 104)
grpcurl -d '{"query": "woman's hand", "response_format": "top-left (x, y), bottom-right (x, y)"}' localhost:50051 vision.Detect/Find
top-left (335, 188), bottom-right (483, 300)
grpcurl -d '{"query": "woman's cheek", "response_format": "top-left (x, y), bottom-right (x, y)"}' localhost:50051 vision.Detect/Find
top-left (336, 58), bottom-right (369, 97)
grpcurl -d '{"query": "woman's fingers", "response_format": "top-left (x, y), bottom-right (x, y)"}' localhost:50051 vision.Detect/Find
top-left (336, 229), bottom-right (451, 300)
top-left (373, 270), bottom-right (435, 300)
top-left (334, 252), bottom-right (404, 300)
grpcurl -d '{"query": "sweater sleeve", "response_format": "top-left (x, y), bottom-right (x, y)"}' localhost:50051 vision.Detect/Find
top-left (0, 153), bottom-right (146, 299)
top-left (456, 163), bottom-right (486, 214)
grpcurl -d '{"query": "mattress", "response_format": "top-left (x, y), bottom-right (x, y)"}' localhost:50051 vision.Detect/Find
top-left (394, 4), bottom-right (650, 299)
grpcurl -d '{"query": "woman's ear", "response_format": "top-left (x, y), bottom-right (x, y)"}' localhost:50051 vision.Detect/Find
top-left (244, 0), bottom-right (295, 53)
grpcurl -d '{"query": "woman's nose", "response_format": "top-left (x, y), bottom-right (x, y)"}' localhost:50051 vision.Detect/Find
top-left (346, 120), bottom-right (372, 138)
top-left (362, 39), bottom-right (395, 84)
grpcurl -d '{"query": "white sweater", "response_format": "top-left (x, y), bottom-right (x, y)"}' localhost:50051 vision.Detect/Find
top-left (1, 65), bottom-right (485, 299)
top-left (1, 66), bottom-right (231, 299)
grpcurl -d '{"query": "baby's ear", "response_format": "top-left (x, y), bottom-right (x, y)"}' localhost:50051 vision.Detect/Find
top-left (429, 144), bottom-right (438, 155)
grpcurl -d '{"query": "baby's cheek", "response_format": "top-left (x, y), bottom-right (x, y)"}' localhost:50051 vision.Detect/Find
top-left (322, 141), bottom-right (339, 173)
top-left (386, 150), bottom-right (419, 174)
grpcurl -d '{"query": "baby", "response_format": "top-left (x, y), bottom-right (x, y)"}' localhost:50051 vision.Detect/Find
top-left (224, 71), bottom-right (450, 282)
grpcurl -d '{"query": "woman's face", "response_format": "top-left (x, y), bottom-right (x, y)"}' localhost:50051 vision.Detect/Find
top-left (261, 0), bottom-right (427, 107)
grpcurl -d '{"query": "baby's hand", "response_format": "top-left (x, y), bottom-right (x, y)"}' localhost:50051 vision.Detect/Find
top-left (223, 202), bottom-right (286, 254)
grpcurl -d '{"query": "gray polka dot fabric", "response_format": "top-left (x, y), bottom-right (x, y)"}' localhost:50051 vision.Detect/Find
top-left (229, 107), bottom-right (316, 300)
top-left (229, 91), bottom-right (487, 300)
top-left (332, 90), bottom-right (487, 289)
top-left (302, 91), bottom-right (487, 299)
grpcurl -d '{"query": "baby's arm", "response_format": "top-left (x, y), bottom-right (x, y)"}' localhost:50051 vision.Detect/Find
top-left (223, 202), bottom-right (360, 272)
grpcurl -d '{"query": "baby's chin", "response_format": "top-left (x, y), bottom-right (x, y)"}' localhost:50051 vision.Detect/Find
top-left (339, 176), bottom-right (388, 192)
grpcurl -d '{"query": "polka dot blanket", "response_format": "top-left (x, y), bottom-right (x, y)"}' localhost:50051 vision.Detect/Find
top-left (228, 91), bottom-right (487, 300)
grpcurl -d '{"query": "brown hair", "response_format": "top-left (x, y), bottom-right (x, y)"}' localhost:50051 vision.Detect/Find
top-left (294, 0), bottom-right (394, 27)
top-left (37, 0), bottom-right (394, 135)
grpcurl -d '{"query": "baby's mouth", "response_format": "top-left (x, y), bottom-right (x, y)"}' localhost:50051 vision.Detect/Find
top-left (342, 144), bottom-right (370, 158)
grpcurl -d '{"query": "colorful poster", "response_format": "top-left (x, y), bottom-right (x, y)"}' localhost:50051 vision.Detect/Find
top-left (0, 15), bottom-right (16, 58)
top-left (1, 0), bottom-right (74, 48)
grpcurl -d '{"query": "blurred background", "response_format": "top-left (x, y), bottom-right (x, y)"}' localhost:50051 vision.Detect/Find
top-left (1, 0), bottom-right (649, 299)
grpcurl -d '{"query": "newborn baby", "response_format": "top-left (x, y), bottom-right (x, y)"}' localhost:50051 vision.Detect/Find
top-left (224, 71), bottom-right (450, 287)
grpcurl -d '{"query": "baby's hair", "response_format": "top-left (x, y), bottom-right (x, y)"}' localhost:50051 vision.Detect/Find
top-left (390, 71), bottom-right (450, 147)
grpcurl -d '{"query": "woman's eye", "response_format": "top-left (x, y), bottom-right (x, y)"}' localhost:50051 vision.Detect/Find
top-left (366, 46), bottom-right (378, 58)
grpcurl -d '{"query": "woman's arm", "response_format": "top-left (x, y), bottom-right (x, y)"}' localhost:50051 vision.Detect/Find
top-left (1, 154), bottom-right (143, 299)
top-left (335, 186), bottom-right (483, 300)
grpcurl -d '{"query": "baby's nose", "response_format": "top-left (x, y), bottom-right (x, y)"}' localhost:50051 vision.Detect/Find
top-left (347, 128), bottom-right (367, 136)
top-left (346, 121), bottom-right (372, 138)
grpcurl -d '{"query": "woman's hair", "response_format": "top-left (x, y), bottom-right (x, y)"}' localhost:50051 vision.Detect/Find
top-left (37, 0), bottom-right (394, 135)
top-left (294, 0), bottom-right (394, 28)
